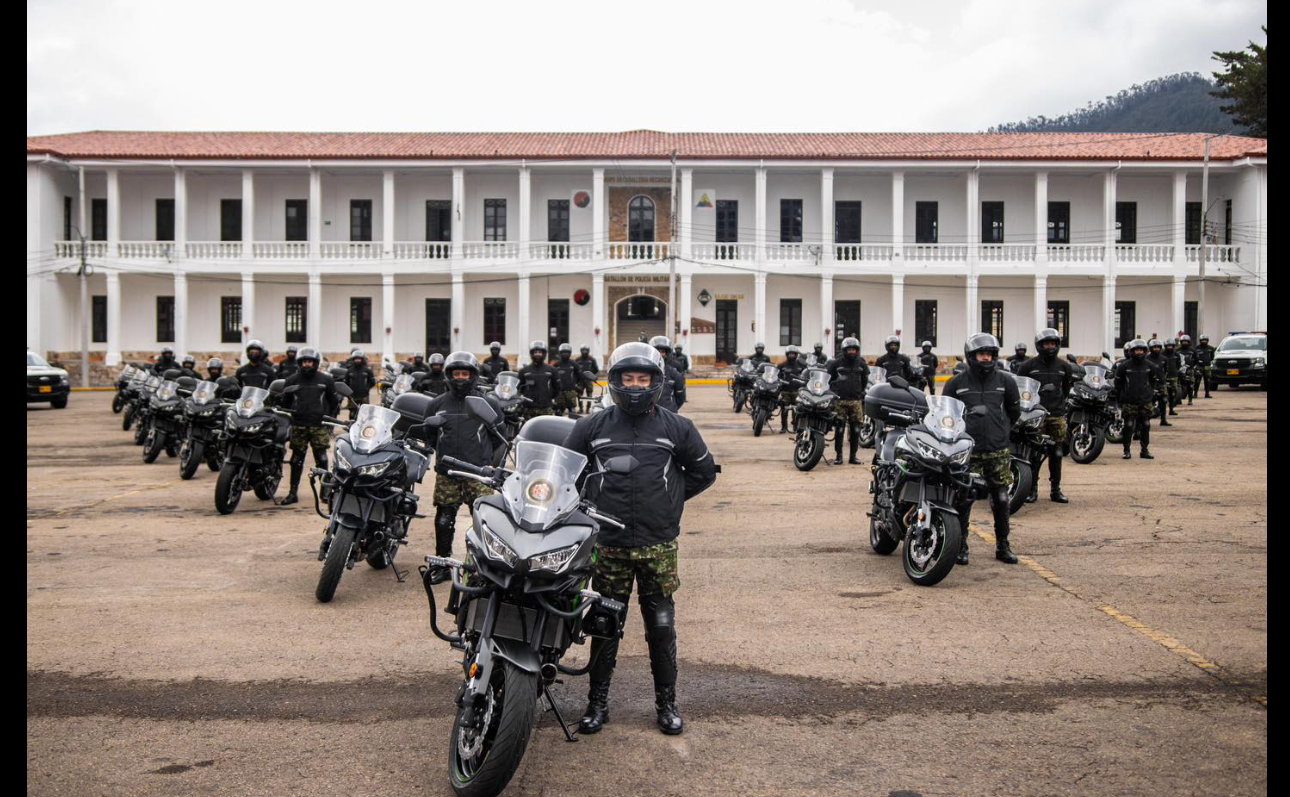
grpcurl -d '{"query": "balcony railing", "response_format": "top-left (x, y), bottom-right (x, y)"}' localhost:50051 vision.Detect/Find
top-left (528, 242), bottom-right (594, 261)
top-left (607, 242), bottom-right (675, 260)
top-left (393, 242), bottom-right (452, 259)
top-left (462, 241), bottom-right (520, 260)
top-left (979, 244), bottom-right (1036, 262)
top-left (1115, 244), bottom-right (1174, 263)
top-left (1185, 244), bottom-right (1242, 263)
top-left (117, 241), bottom-right (179, 259)
top-left (1048, 244), bottom-right (1105, 263)
top-left (53, 241), bottom-right (108, 258)
top-left (321, 242), bottom-right (382, 259)
top-left (904, 244), bottom-right (969, 262)
top-left (253, 242), bottom-right (310, 259)
top-left (764, 242), bottom-right (818, 262)
top-left (692, 242), bottom-right (756, 261)
top-left (833, 243), bottom-right (893, 262)
top-left (185, 241), bottom-right (243, 259)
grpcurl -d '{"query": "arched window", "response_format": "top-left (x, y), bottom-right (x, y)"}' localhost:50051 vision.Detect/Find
top-left (628, 196), bottom-right (655, 242)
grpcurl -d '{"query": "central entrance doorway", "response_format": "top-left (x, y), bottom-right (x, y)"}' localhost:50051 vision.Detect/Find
top-left (613, 294), bottom-right (667, 349)
top-left (833, 300), bottom-right (861, 355)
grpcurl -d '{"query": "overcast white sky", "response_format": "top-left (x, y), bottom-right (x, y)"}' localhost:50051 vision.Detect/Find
top-left (27, 0), bottom-right (1265, 136)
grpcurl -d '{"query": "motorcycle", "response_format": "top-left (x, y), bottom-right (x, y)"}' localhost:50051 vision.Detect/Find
top-left (1004, 374), bottom-right (1049, 515)
top-left (419, 412), bottom-right (633, 797)
top-left (856, 366), bottom-right (886, 448)
top-left (866, 381), bottom-right (976, 587)
top-left (382, 372), bottom-right (416, 409)
top-left (178, 379), bottom-right (228, 479)
top-left (119, 369), bottom-right (148, 430)
top-left (129, 374), bottom-right (162, 443)
top-left (214, 383), bottom-right (290, 514)
top-left (750, 364), bottom-right (783, 436)
top-left (142, 377), bottom-right (185, 463)
top-left (111, 365), bottom-right (139, 413)
top-left (1066, 362), bottom-right (1114, 464)
top-left (308, 398), bottom-right (432, 603)
top-left (729, 359), bottom-right (757, 413)
top-left (791, 369), bottom-right (836, 471)
top-left (490, 372), bottom-right (529, 460)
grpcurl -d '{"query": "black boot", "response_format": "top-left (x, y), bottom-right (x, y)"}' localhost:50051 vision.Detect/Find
top-left (992, 488), bottom-right (1018, 564)
top-left (1138, 423), bottom-right (1153, 459)
top-left (848, 432), bottom-right (862, 465)
top-left (1048, 454), bottom-right (1068, 503)
top-left (579, 636), bottom-right (618, 734)
top-left (1025, 460), bottom-right (1039, 503)
top-left (428, 506), bottom-right (456, 585)
top-left (641, 594), bottom-right (683, 735)
top-left (956, 503), bottom-right (971, 565)
top-left (282, 459), bottom-right (304, 505)
top-left (833, 433), bottom-right (844, 466)
top-left (655, 685), bottom-right (684, 735)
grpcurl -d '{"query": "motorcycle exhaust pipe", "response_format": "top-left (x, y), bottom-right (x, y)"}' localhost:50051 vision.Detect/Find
top-left (540, 663), bottom-right (558, 683)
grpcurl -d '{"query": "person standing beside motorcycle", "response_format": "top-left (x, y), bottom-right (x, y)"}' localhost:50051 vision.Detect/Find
top-left (552, 344), bottom-right (586, 416)
top-left (917, 341), bottom-right (939, 389)
top-left (876, 336), bottom-right (918, 383)
top-left (236, 340), bottom-right (276, 388)
top-left (275, 345), bottom-right (300, 381)
top-left (563, 342), bottom-right (719, 737)
top-left (420, 352), bottom-right (506, 585)
top-left (178, 355), bottom-right (200, 380)
top-left (281, 347), bottom-right (340, 505)
top-left (1016, 328), bottom-right (1080, 504)
top-left (1145, 339), bottom-right (1173, 427)
top-left (576, 345), bottom-right (600, 397)
top-left (649, 336), bottom-right (687, 413)
top-left (519, 340), bottom-right (559, 419)
top-left (826, 336), bottom-right (869, 465)
top-left (1192, 334), bottom-right (1216, 398)
top-left (205, 357), bottom-right (225, 381)
top-left (1163, 338), bottom-right (1184, 416)
top-left (404, 352), bottom-right (429, 377)
top-left (482, 342), bottom-right (509, 381)
top-left (942, 333), bottom-right (1021, 565)
top-left (344, 349), bottom-right (377, 415)
top-left (417, 353), bottom-right (450, 397)
top-left (1007, 343), bottom-right (1028, 374)
top-left (1114, 339), bottom-right (1162, 460)
top-left (746, 342), bottom-right (770, 367)
top-left (778, 345), bottom-right (809, 433)
top-left (809, 342), bottom-right (829, 369)
top-left (153, 346), bottom-right (179, 376)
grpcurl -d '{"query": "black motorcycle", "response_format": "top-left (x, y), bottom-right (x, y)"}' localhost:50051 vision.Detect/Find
top-left (866, 381), bottom-right (975, 586)
top-left (382, 372), bottom-right (417, 409)
top-left (142, 376), bottom-right (185, 463)
top-left (111, 365), bottom-right (141, 414)
top-left (729, 359), bottom-right (756, 413)
top-left (419, 412), bottom-right (633, 797)
top-left (308, 396), bottom-right (431, 603)
top-left (1066, 361), bottom-right (1114, 464)
top-left (119, 369), bottom-right (148, 430)
top-left (750, 363), bottom-right (783, 437)
top-left (791, 369), bottom-right (836, 471)
top-left (128, 374), bottom-right (161, 442)
top-left (214, 382), bottom-right (291, 514)
top-left (489, 372), bottom-right (529, 461)
top-left (856, 365), bottom-right (886, 448)
top-left (178, 379), bottom-right (228, 479)
top-left (1004, 374), bottom-right (1049, 515)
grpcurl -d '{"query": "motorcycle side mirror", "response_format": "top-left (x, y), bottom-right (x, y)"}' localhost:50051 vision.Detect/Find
top-left (954, 355), bottom-right (964, 362)
top-left (1065, 354), bottom-right (1079, 364)
top-left (465, 395), bottom-right (501, 426)
top-left (888, 375), bottom-right (909, 390)
top-left (334, 383), bottom-right (355, 398)
top-left (582, 371), bottom-right (597, 383)
top-left (970, 405), bottom-right (990, 416)
top-left (601, 455), bottom-right (638, 475)
top-left (421, 413), bottom-right (448, 429)
top-left (1101, 352), bottom-right (1112, 361)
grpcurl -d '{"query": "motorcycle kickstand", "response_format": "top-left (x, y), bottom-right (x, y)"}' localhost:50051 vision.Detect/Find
top-left (542, 687), bottom-right (579, 743)
top-left (389, 539), bottom-right (410, 584)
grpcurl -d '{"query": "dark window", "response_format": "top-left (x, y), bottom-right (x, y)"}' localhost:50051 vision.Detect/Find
top-left (1047, 301), bottom-right (1070, 347)
top-left (548, 299), bottom-right (570, 349)
top-left (285, 199), bottom-right (308, 242)
top-left (92, 295), bottom-right (107, 343)
top-left (716, 200), bottom-right (738, 243)
top-left (1184, 301), bottom-right (1198, 340)
top-left (91, 198), bottom-right (107, 241)
top-left (1185, 202), bottom-right (1202, 245)
top-left (156, 296), bottom-right (175, 343)
top-left (915, 300), bottom-right (938, 347)
top-left (1115, 202), bottom-right (1137, 244)
top-left (1047, 201), bottom-right (1070, 244)
top-left (981, 201), bottom-right (1004, 244)
top-left (221, 199), bottom-right (243, 242)
top-left (425, 298), bottom-right (452, 355)
top-left (779, 299), bottom-right (802, 346)
top-left (350, 200), bottom-right (372, 242)
top-left (426, 200), bottom-right (451, 243)
top-left (915, 202), bottom-right (938, 244)
top-left (350, 297), bottom-right (371, 344)
top-left (484, 199), bottom-right (507, 241)
top-left (285, 297), bottom-right (307, 344)
top-left (1114, 301), bottom-right (1136, 349)
top-left (1224, 199), bottom-right (1232, 245)
top-left (64, 196), bottom-right (73, 240)
top-left (628, 196), bottom-right (654, 242)
top-left (981, 300), bottom-right (1004, 339)
top-left (715, 300), bottom-right (738, 365)
top-left (834, 301), bottom-right (860, 355)
top-left (779, 199), bottom-right (803, 243)
top-left (548, 199), bottom-right (570, 242)
top-left (221, 297), bottom-right (242, 344)
top-left (835, 201), bottom-right (862, 244)
top-left (484, 298), bottom-right (506, 345)
top-left (156, 199), bottom-right (175, 242)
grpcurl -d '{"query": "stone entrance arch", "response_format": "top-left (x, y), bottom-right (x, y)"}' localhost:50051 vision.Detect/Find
top-left (608, 284), bottom-right (671, 350)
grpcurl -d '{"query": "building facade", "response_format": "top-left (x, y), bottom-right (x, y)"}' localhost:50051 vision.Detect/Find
top-left (26, 131), bottom-right (1267, 381)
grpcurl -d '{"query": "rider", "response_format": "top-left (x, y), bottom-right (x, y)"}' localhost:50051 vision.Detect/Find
top-left (875, 335), bottom-right (918, 383)
top-left (403, 352), bottom-right (429, 377)
top-left (649, 336), bottom-right (687, 412)
top-left (236, 340), bottom-right (276, 388)
top-left (205, 357), bottom-right (225, 381)
top-left (552, 343), bottom-right (585, 416)
top-left (563, 342), bottom-right (719, 737)
top-left (417, 353), bottom-right (449, 397)
top-left (809, 342), bottom-right (830, 369)
top-left (518, 340), bottom-right (559, 419)
top-left (178, 355), bottom-right (200, 380)
top-left (1007, 343), bottom-right (1028, 374)
top-left (778, 345), bottom-right (810, 433)
top-left (747, 342), bottom-right (771, 367)
top-left (826, 336), bottom-right (870, 465)
top-left (672, 344), bottom-right (691, 375)
top-left (1191, 334), bottom-right (1216, 398)
top-left (481, 342), bottom-right (509, 381)
top-left (575, 345), bottom-right (600, 397)
top-left (1145, 339), bottom-right (1172, 427)
top-left (343, 349), bottom-right (377, 414)
top-left (281, 347), bottom-right (340, 506)
top-left (275, 345), bottom-right (300, 381)
top-left (1016, 328), bottom-right (1080, 504)
top-left (942, 333), bottom-right (1021, 565)
top-left (917, 341), bottom-right (939, 389)
top-left (1162, 338), bottom-right (1183, 416)
top-left (1114, 339), bottom-right (1162, 460)
top-left (1177, 334), bottom-right (1196, 405)
top-left (153, 346), bottom-right (178, 376)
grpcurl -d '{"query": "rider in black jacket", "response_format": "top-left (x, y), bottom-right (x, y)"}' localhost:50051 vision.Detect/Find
top-left (1145, 339), bottom-right (1172, 427)
top-left (343, 350), bottom-right (377, 415)
top-left (416, 353), bottom-right (449, 397)
top-left (1114, 339), bottom-right (1163, 459)
top-left (575, 345), bottom-right (600, 397)
top-left (152, 346), bottom-right (179, 376)
top-left (1007, 343), bottom-right (1028, 374)
top-left (281, 347), bottom-right (340, 505)
top-left (826, 336), bottom-right (870, 465)
top-left (518, 341), bottom-right (559, 418)
top-left (481, 342), bottom-right (509, 382)
top-left (563, 342), bottom-right (718, 738)
top-left (746, 342), bottom-right (770, 367)
top-left (1191, 334), bottom-right (1216, 398)
top-left (1016, 328), bottom-right (1080, 503)
top-left (942, 333), bottom-right (1021, 565)
top-left (777, 345), bottom-right (809, 432)
top-left (178, 355), bottom-right (200, 380)
top-left (875, 336), bottom-right (918, 382)
top-left (236, 340), bottom-right (276, 388)
top-left (275, 346), bottom-right (300, 381)
top-left (917, 341), bottom-right (939, 389)
top-left (649, 336), bottom-right (687, 413)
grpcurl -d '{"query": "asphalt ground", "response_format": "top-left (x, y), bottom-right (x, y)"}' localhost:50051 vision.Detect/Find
top-left (27, 386), bottom-right (1267, 796)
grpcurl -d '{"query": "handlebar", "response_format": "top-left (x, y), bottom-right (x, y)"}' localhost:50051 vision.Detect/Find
top-left (585, 507), bottom-right (625, 530)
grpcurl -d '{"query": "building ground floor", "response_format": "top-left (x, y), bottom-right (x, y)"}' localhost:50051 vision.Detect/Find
top-left (28, 265), bottom-right (1260, 384)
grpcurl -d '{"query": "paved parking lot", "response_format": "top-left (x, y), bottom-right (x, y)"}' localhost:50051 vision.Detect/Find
top-left (27, 385), bottom-right (1267, 796)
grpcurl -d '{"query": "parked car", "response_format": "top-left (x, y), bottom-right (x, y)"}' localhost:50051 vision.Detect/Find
top-left (27, 351), bottom-right (70, 409)
top-left (1212, 333), bottom-right (1268, 390)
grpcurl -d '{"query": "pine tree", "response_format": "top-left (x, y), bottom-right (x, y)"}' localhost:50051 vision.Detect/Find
top-left (1211, 26), bottom-right (1267, 137)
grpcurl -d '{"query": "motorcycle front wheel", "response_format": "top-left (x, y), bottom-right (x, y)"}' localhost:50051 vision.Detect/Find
top-left (734, 390), bottom-right (747, 414)
top-left (902, 510), bottom-right (962, 586)
top-left (315, 522), bottom-right (356, 603)
top-left (142, 430), bottom-right (166, 463)
top-left (122, 405), bottom-right (136, 431)
top-left (752, 406), bottom-right (767, 437)
top-left (215, 461), bottom-right (244, 515)
top-left (111, 394), bottom-right (124, 414)
top-left (179, 440), bottom-right (204, 480)
top-left (448, 661), bottom-right (539, 797)
top-left (1007, 459), bottom-right (1034, 515)
top-left (1069, 423), bottom-right (1105, 464)
top-left (1104, 414), bottom-right (1125, 444)
top-left (793, 429), bottom-right (824, 471)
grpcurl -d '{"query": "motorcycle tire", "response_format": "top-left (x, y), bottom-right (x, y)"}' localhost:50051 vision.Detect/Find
top-left (179, 440), bottom-right (204, 480)
top-left (1104, 415), bottom-right (1125, 445)
top-left (122, 405), bottom-right (135, 431)
top-left (752, 407), bottom-right (767, 437)
top-left (447, 661), bottom-right (539, 797)
top-left (793, 430), bottom-right (825, 471)
top-left (857, 418), bottom-right (876, 449)
top-left (1070, 424), bottom-right (1105, 465)
top-left (902, 510), bottom-right (962, 587)
top-left (215, 461), bottom-right (244, 515)
top-left (142, 430), bottom-right (165, 464)
top-left (1007, 459), bottom-right (1033, 515)
top-left (869, 513), bottom-right (899, 555)
top-left (734, 391), bottom-right (747, 414)
top-left (315, 522), bottom-right (356, 603)
top-left (111, 394), bottom-right (124, 413)
top-left (133, 420), bottom-right (149, 446)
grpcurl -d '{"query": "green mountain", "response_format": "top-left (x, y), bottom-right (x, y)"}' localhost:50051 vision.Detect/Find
top-left (990, 73), bottom-right (1241, 134)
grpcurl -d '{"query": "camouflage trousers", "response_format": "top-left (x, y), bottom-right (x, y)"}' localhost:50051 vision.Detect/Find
top-left (524, 405), bottom-right (554, 421)
top-left (289, 424), bottom-right (331, 454)
top-left (835, 398), bottom-right (865, 424)
top-left (970, 448), bottom-right (1014, 488)
top-left (554, 389), bottom-right (580, 414)
top-left (433, 473), bottom-right (493, 508)
top-left (1166, 377), bottom-right (1181, 404)
top-left (1119, 401), bottom-right (1154, 422)
top-left (1040, 414), bottom-right (1068, 445)
top-left (593, 540), bottom-right (680, 600)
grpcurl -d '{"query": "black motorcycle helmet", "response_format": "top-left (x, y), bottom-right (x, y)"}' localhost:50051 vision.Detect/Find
top-left (673, 344), bottom-right (683, 355)
top-left (964, 333), bottom-right (1000, 376)
top-left (813, 342), bottom-right (826, 354)
top-left (1015, 342), bottom-right (1028, 355)
top-left (649, 335), bottom-right (672, 358)
top-left (1178, 334), bottom-right (1193, 348)
top-left (1164, 338), bottom-right (1177, 351)
top-left (530, 340), bottom-right (548, 363)
top-left (785, 345), bottom-right (800, 361)
top-left (444, 351), bottom-right (481, 397)
top-left (606, 342), bottom-right (665, 416)
top-left (1148, 338), bottom-right (1163, 353)
top-left (181, 355), bottom-right (196, 369)
top-left (580, 344), bottom-right (591, 355)
top-left (489, 341), bottom-right (502, 356)
top-left (557, 343), bottom-right (573, 360)
top-left (429, 353), bottom-right (445, 374)
top-left (284, 345), bottom-right (298, 359)
top-left (922, 340), bottom-right (933, 353)
top-left (206, 357), bottom-right (224, 378)
top-left (160, 346), bottom-right (175, 359)
top-left (754, 342), bottom-right (765, 354)
top-left (1128, 338), bottom-right (1148, 362)
top-left (1036, 327), bottom-right (1061, 360)
top-left (1198, 334), bottom-right (1210, 345)
top-left (841, 336), bottom-right (860, 359)
top-left (246, 339), bottom-right (266, 363)
top-left (297, 347), bottom-right (321, 376)
top-left (884, 335), bottom-right (901, 354)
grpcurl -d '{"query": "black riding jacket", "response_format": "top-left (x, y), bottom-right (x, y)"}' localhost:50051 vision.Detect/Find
top-left (941, 367), bottom-right (1021, 453)
top-left (152, 356), bottom-right (178, 376)
top-left (563, 405), bottom-right (717, 548)
top-left (236, 361), bottom-right (277, 389)
top-left (1016, 354), bottom-right (1081, 414)
top-left (575, 354), bottom-right (599, 377)
top-left (275, 357), bottom-right (300, 381)
top-left (657, 364), bottom-right (687, 412)
top-left (918, 352), bottom-right (939, 380)
top-left (673, 354), bottom-right (690, 373)
top-left (553, 356), bottom-right (585, 392)
top-left (417, 371), bottom-right (449, 397)
top-left (518, 362), bottom-right (559, 408)
top-left (343, 362), bottom-right (377, 399)
top-left (875, 351), bottom-right (918, 382)
top-left (747, 352), bottom-right (771, 367)
top-left (482, 355), bottom-right (510, 380)
top-left (422, 390), bottom-right (504, 475)
top-left (1163, 350), bottom-right (1183, 378)
top-left (283, 369), bottom-right (339, 426)
top-left (1191, 343), bottom-right (1216, 367)
top-left (1147, 351), bottom-right (1179, 380)
top-left (1114, 357), bottom-right (1163, 405)
top-left (779, 357), bottom-right (809, 389)
top-left (826, 354), bottom-right (870, 400)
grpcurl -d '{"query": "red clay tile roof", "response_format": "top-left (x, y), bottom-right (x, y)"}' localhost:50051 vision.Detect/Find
top-left (25, 130), bottom-right (1267, 162)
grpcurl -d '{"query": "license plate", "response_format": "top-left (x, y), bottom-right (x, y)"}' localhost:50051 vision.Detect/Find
top-left (1227, 369), bottom-right (1240, 376)
top-left (39, 385), bottom-right (52, 393)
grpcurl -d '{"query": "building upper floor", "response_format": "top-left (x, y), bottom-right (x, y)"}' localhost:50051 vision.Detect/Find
top-left (28, 130), bottom-right (1267, 277)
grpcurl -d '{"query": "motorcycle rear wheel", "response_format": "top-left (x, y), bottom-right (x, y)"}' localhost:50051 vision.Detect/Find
top-left (448, 661), bottom-right (539, 797)
top-left (1007, 460), bottom-right (1033, 515)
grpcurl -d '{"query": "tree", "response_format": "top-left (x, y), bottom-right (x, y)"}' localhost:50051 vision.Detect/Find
top-left (1211, 26), bottom-right (1267, 137)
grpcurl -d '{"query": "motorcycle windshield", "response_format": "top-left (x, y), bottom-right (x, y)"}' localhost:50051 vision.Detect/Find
top-left (1013, 375), bottom-right (1041, 411)
top-left (391, 374), bottom-right (415, 397)
top-left (235, 386), bottom-right (269, 418)
top-left (192, 381), bottom-right (218, 405)
top-left (924, 394), bottom-right (967, 442)
top-left (157, 380), bottom-right (179, 401)
top-left (144, 375), bottom-right (162, 394)
top-left (760, 365), bottom-right (780, 383)
top-left (129, 371), bottom-right (148, 386)
top-left (494, 373), bottom-right (520, 399)
top-left (501, 440), bottom-right (588, 531)
top-left (869, 366), bottom-right (887, 384)
top-left (119, 365), bottom-right (137, 381)
top-left (739, 360), bottom-right (755, 374)
top-left (805, 370), bottom-right (832, 396)
top-left (349, 404), bottom-right (400, 453)
top-left (1083, 364), bottom-right (1110, 390)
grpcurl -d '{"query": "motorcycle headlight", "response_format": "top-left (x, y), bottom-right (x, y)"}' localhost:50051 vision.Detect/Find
top-left (240, 422), bottom-right (264, 434)
top-left (913, 437), bottom-right (947, 463)
top-left (482, 526), bottom-right (518, 567)
top-left (949, 449), bottom-right (971, 466)
top-left (528, 544), bottom-right (578, 574)
top-left (356, 460), bottom-right (392, 478)
top-left (335, 448), bottom-right (352, 473)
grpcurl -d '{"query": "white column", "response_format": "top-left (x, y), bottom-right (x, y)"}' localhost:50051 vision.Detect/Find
top-left (592, 168), bottom-right (605, 258)
top-left (679, 273), bottom-right (693, 346)
top-left (1171, 275), bottom-right (1186, 338)
top-left (451, 272), bottom-right (466, 351)
top-left (518, 167), bottom-right (531, 252)
top-left (451, 167), bottom-right (465, 259)
top-left (754, 271), bottom-right (767, 346)
top-left (174, 271), bottom-right (188, 357)
top-left (1101, 276), bottom-right (1117, 356)
top-left (242, 169), bottom-right (255, 260)
top-left (78, 167), bottom-right (88, 244)
top-left (819, 274), bottom-right (834, 351)
top-left (1034, 171), bottom-right (1048, 266)
top-left (679, 168), bottom-right (693, 259)
top-left (106, 168), bottom-right (121, 252)
top-left (105, 271), bottom-right (122, 366)
top-left (754, 167), bottom-right (767, 266)
top-left (382, 169), bottom-right (396, 258)
top-left (382, 273), bottom-right (396, 365)
top-left (820, 168), bottom-right (834, 265)
top-left (592, 272), bottom-right (606, 361)
top-left (891, 170), bottom-right (905, 265)
top-left (891, 274), bottom-right (905, 342)
top-left (1171, 170), bottom-right (1187, 271)
top-left (308, 167), bottom-right (322, 259)
top-left (307, 272), bottom-right (322, 349)
top-left (1033, 275), bottom-right (1048, 335)
top-left (517, 273), bottom-right (531, 350)
top-left (241, 273), bottom-right (256, 347)
top-left (1103, 169), bottom-right (1118, 274)
top-left (965, 274), bottom-right (980, 341)
top-left (965, 168), bottom-right (980, 260)
top-left (174, 168), bottom-right (188, 252)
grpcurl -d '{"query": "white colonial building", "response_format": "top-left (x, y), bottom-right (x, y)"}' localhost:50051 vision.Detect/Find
top-left (26, 131), bottom-right (1266, 382)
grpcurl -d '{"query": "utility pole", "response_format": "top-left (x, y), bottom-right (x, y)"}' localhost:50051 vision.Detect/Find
top-left (1197, 135), bottom-right (1222, 337)
top-left (77, 235), bottom-right (90, 388)
top-left (668, 149), bottom-right (678, 343)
